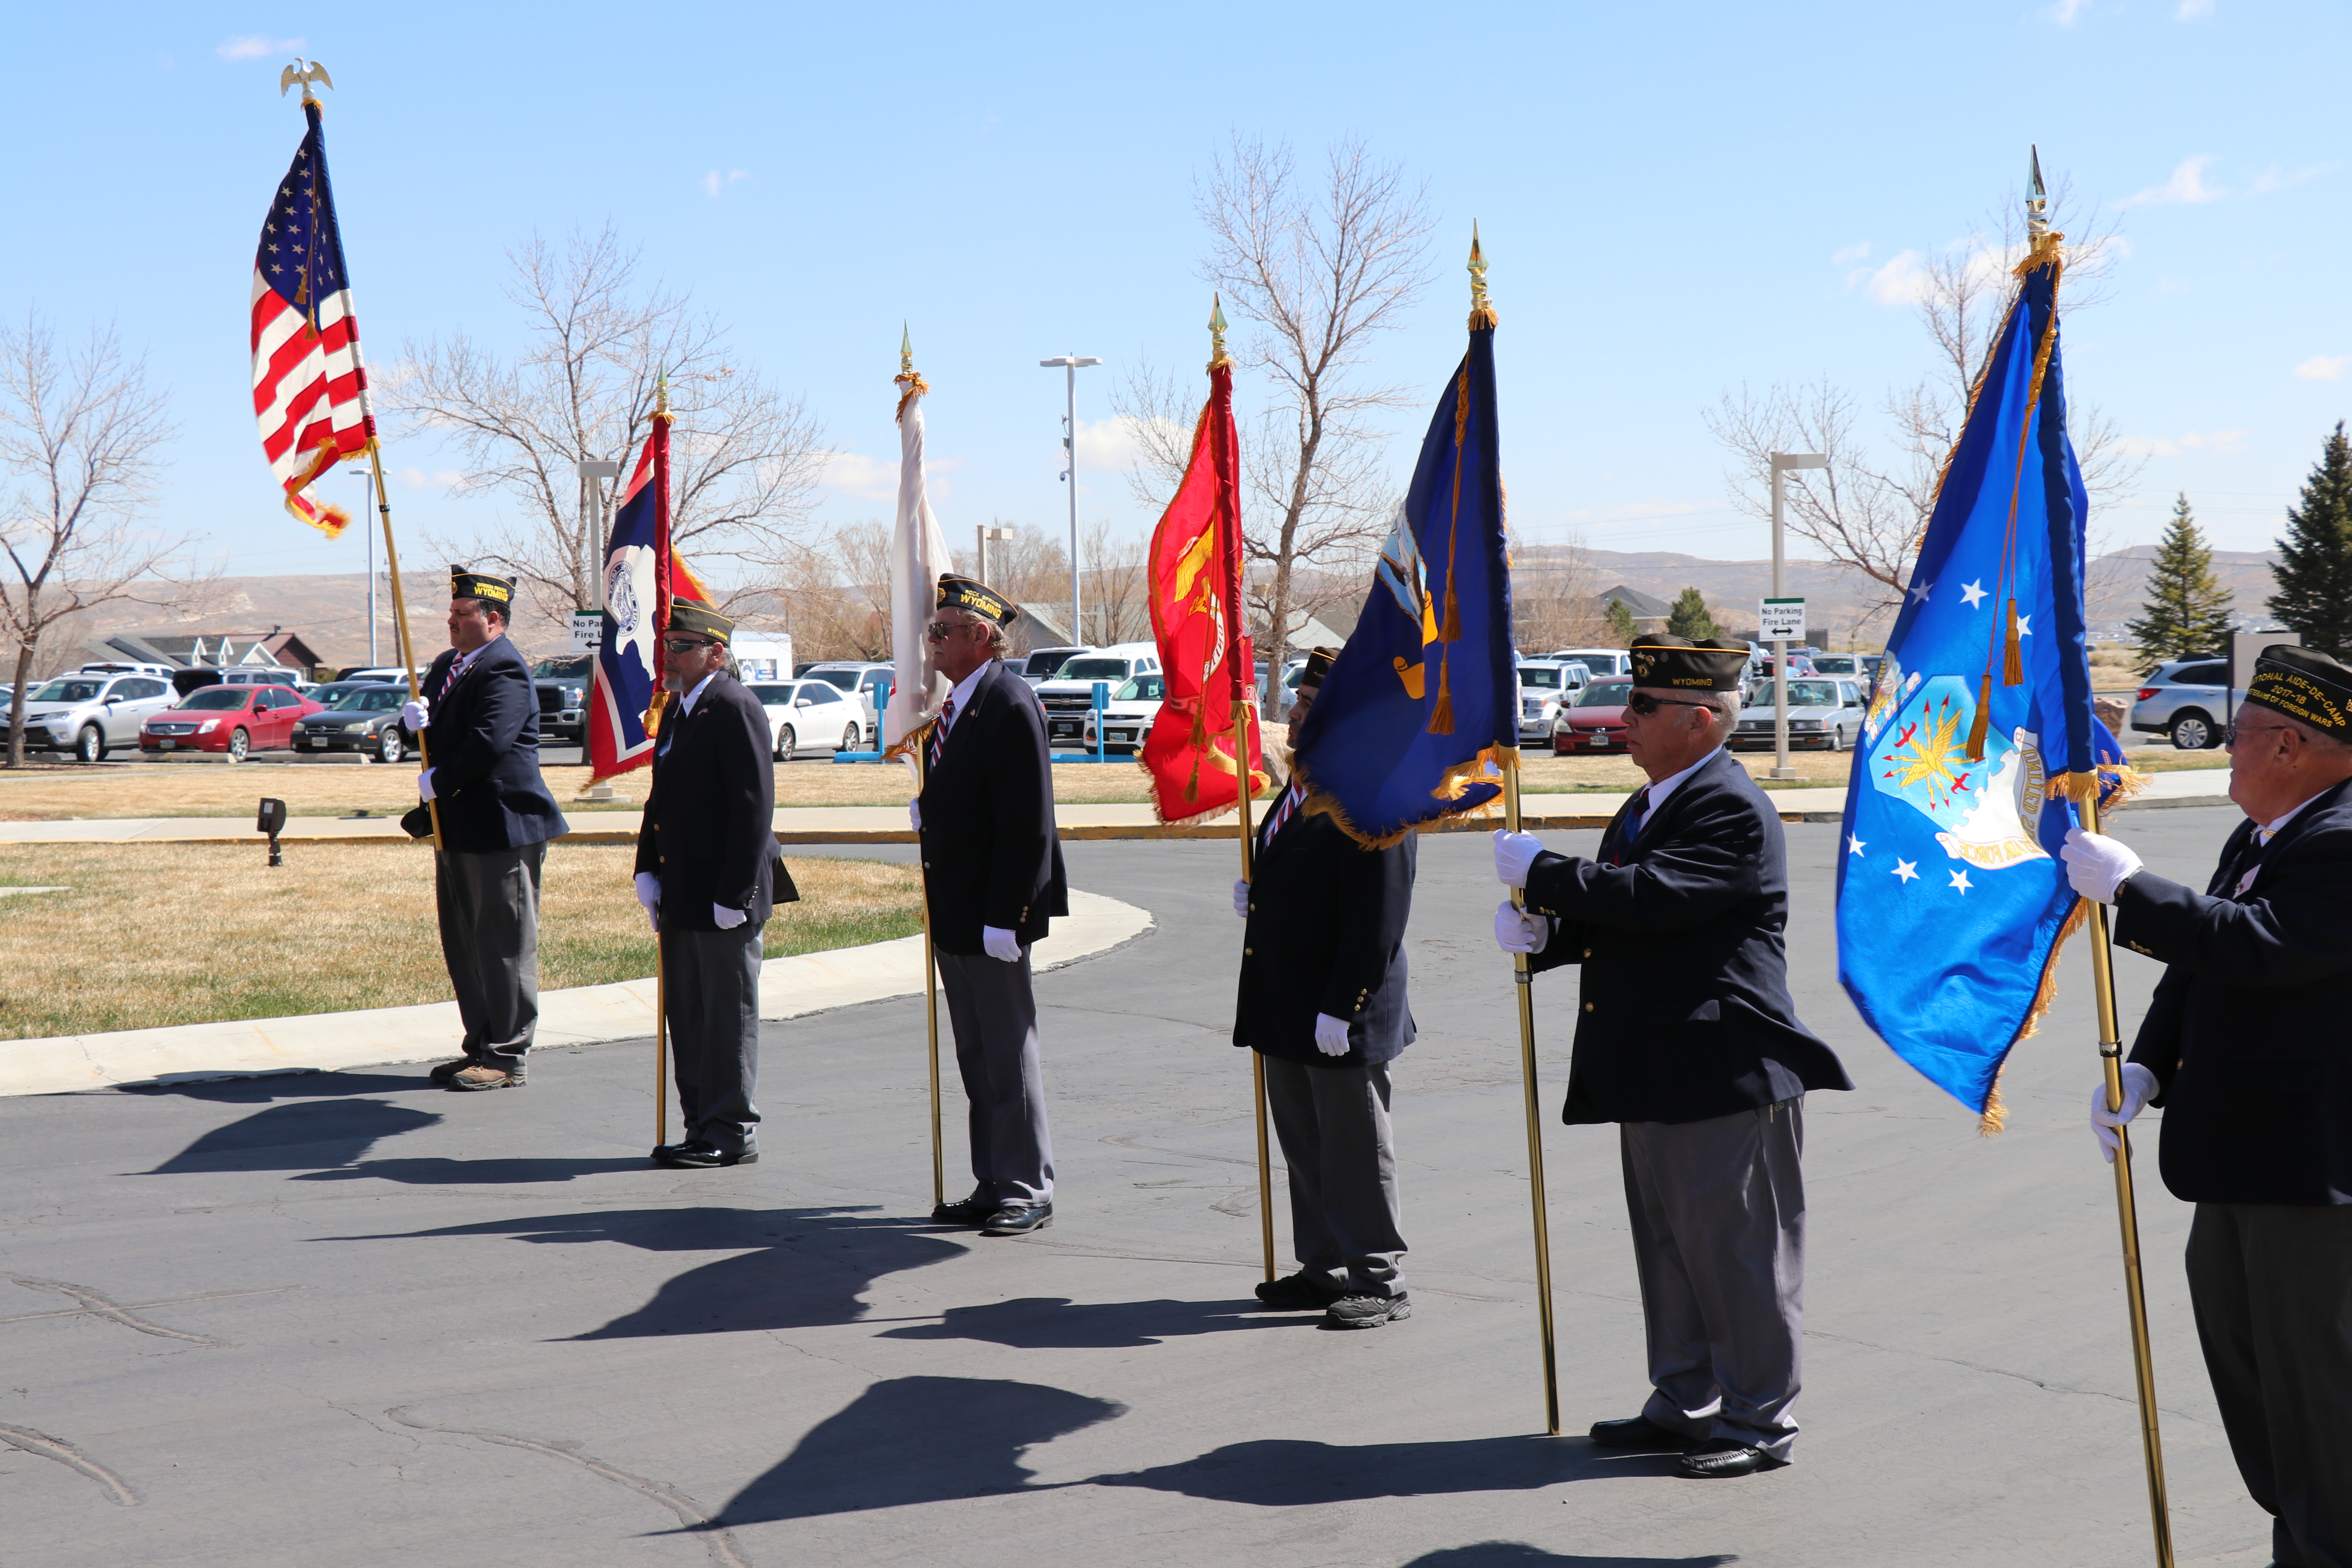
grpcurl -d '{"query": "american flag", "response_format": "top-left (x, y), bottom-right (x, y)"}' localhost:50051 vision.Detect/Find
top-left (251, 99), bottom-right (372, 538)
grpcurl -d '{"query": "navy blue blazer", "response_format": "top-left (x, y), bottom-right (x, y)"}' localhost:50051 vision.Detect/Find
top-left (2119, 776), bottom-right (2352, 1206)
top-left (632, 671), bottom-right (796, 931)
top-left (399, 635), bottom-right (567, 853)
top-left (1232, 800), bottom-right (1417, 1068)
top-left (1524, 745), bottom-right (1850, 1125)
top-left (915, 659), bottom-right (1068, 954)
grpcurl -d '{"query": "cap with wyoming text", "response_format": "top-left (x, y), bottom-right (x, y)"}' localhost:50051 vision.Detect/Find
top-left (2243, 644), bottom-right (2352, 738)
top-left (449, 566), bottom-right (514, 605)
top-left (1628, 635), bottom-right (1747, 691)
top-left (937, 573), bottom-right (1020, 627)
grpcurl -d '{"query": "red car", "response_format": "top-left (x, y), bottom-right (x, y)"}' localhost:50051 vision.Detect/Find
top-left (1552, 677), bottom-right (1633, 755)
top-left (140, 684), bottom-right (324, 761)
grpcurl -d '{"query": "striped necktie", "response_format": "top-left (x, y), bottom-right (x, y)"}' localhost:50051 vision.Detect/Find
top-left (1611, 787), bottom-right (1651, 866)
top-left (927, 697), bottom-right (956, 771)
top-left (1261, 777), bottom-right (1306, 843)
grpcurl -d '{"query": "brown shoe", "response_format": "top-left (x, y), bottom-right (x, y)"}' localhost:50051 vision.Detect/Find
top-left (448, 1063), bottom-right (524, 1092)
top-left (428, 1057), bottom-right (475, 1084)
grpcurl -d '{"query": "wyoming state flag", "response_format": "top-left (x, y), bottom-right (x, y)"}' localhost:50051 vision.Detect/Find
top-left (1292, 298), bottom-right (1514, 845)
top-left (1835, 227), bottom-right (2123, 1125)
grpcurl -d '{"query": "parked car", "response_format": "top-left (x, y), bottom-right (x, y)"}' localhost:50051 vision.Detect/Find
top-left (1017, 646), bottom-right (1089, 686)
top-left (1038, 644), bottom-right (1163, 747)
top-left (1551, 677), bottom-right (1633, 754)
top-left (1546, 648), bottom-right (1632, 678)
top-left (140, 684), bottom-right (325, 760)
top-left (1515, 659), bottom-right (1592, 743)
top-left (305, 678), bottom-right (403, 710)
top-left (801, 662), bottom-right (892, 744)
top-left (746, 679), bottom-right (867, 760)
top-left (2129, 657), bottom-right (2239, 749)
top-left (336, 665), bottom-right (428, 688)
top-left (1807, 654), bottom-right (1866, 678)
top-left (76, 661), bottom-right (178, 679)
top-left (293, 684), bottom-right (412, 761)
top-left (1082, 673), bottom-right (1166, 753)
top-left (3, 671), bottom-right (178, 762)
top-left (530, 654), bottom-right (592, 744)
top-left (1732, 679), bottom-right (1868, 751)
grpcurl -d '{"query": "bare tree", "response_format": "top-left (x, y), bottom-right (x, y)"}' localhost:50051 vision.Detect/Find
top-left (0, 315), bottom-right (189, 766)
top-left (1509, 530), bottom-right (1615, 652)
top-left (1121, 134), bottom-right (1434, 664)
top-left (1080, 520), bottom-right (1149, 644)
top-left (388, 227), bottom-right (829, 629)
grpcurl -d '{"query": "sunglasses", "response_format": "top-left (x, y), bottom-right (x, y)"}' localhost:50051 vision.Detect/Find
top-left (662, 637), bottom-right (719, 653)
top-left (1625, 692), bottom-right (1715, 717)
top-left (2223, 720), bottom-right (2293, 748)
top-left (926, 620), bottom-right (978, 640)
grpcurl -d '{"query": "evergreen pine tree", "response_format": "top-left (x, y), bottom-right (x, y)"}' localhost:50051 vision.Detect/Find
top-left (2125, 493), bottom-right (2234, 671)
top-left (1604, 595), bottom-right (1639, 643)
top-left (2267, 421), bottom-right (2352, 659)
top-left (1666, 586), bottom-right (1717, 639)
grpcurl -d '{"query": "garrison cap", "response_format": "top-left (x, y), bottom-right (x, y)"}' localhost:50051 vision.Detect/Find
top-left (1299, 646), bottom-right (1340, 690)
top-left (2243, 644), bottom-right (2352, 738)
top-left (449, 566), bottom-right (515, 606)
top-left (937, 574), bottom-right (1020, 627)
top-left (1628, 634), bottom-right (1748, 692)
top-left (667, 601), bottom-right (736, 644)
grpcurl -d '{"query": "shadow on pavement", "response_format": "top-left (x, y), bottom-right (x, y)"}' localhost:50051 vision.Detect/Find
top-left (1087, 1434), bottom-right (1660, 1504)
top-left (316, 1205), bottom-right (963, 1337)
top-left (145, 1098), bottom-right (440, 1174)
top-left (716, 1375), bottom-right (1124, 1524)
top-left (1401, 1549), bottom-right (1735, 1567)
top-left (291, 1156), bottom-right (650, 1184)
top-left (124, 1070), bottom-right (433, 1102)
top-left (877, 1294), bottom-right (1308, 1349)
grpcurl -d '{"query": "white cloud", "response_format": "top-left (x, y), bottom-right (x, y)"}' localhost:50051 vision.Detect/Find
top-left (1829, 241), bottom-right (1871, 267)
top-left (1863, 250), bottom-right (1932, 306)
top-left (2251, 163), bottom-right (2329, 195)
top-left (216, 35), bottom-right (303, 60)
top-left (2175, 0), bottom-right (2213, 16)
top-left (2115, 430), bottom-right (2250, 459)
top-left (817, 449), bottom-right (963, 502)
top-left (2120, 154), bottom-right (2225, 208)
top-left (1071, 415), bottom-right (1179, 472)
top-left (2294, 355), bottom-right (2350, 381)
top-left (700, 169), bottom-right (751, 198)
top-left (397, 467), bottom-right (466, 491)
top-left (2051, 0), bottom-right (2092, 22)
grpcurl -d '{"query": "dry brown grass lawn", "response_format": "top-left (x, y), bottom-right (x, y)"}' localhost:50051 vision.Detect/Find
top-left (0, 843), bottom-right (921, 1042)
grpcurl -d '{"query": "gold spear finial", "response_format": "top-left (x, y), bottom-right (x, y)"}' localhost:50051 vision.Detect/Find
top-left (1207, 295), bottom-right (1232, 371)
top-left (1467, 223), bottom-right (1497, 330)
top-left (655, 362), bottom-right (670, 419)
top-left (894, 323), bottom-right (927, 423)
top-left (900, 321), bottom-right (914, 378)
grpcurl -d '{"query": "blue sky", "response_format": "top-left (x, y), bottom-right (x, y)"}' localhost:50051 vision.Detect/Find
top-left (4, 2), bottom-right (2345, 584)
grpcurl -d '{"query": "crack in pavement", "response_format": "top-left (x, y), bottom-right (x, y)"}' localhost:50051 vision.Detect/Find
top-left (0, 1283), bottom-right (299, 1333)
top-left (0, 1422), bottom-right (137, 1506)
top-left (2, 1277), bottom-right (304, 1345)
top-left (384, 1406), bottom-right (751, 1568)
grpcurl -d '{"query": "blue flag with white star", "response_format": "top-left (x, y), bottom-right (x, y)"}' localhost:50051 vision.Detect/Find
top-left (1834, 239), bottom-right (2119, 1122)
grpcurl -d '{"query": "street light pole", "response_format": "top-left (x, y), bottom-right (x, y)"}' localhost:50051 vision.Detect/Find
top-left (577, 459), bottom-right (621, 610)
top-left (977, 524), bottom-right (1014, 592)
top-left (1768, 451), bottom-right (1828, 780)
top-left (1039, 354), bottom-right (1101, 643)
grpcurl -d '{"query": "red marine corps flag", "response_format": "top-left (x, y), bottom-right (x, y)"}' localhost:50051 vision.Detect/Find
top-left (1140, 299), bottom-right (1267, 821)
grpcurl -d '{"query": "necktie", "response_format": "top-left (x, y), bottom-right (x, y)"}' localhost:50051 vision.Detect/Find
top-left (927, 697), bottom-right (956, 771)
top-left (1261, 777), bottom-right (1307, 843)
top-left (2231, 828), bottom-right (2270, 898)
top-left (1612, 787), bottom-right (1652, 866)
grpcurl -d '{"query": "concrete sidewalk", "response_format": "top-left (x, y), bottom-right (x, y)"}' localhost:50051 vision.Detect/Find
top-left (0, 889), bottom-right (1151, 1098)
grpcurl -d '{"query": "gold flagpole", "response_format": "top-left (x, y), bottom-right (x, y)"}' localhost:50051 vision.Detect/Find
top-left (654, 945), bottom-right (669, 1150)
top-left (900, 328), bottom-right (946, 1210)
top-left (1475, 231), bottom-right (1559, 1435)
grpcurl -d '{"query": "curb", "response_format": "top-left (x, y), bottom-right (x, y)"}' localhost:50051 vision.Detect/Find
top-left (0, 889), bottom-right (1152, 1097)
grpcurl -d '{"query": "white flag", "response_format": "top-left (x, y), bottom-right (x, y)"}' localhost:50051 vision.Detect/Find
top-left (883, 378), bottom-right (954, 753)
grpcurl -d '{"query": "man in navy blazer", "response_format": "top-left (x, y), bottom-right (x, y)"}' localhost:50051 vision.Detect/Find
top-left (398, 568), bottom-right (568, 1092)
top-left (914, 575), bottom-right (1067, 1236)
top-left (1492, 634), bottom-right (1849, 1479)
top-left (2064, 644), bottom-right (2352, 1568)
top-left (1233, 646), bottom-right (1418, 1330)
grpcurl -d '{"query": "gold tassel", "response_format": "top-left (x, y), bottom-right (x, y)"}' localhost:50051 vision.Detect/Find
top-left (1965, 671), bottom-right (1992, 761)
top-left (1978, 1078), bottom-right (2007, 1138)
top-left (1184, 704), bottom-right (1206, 802)
top-left (2003, 600), bottom-right (2025, 686)
top-left (1441, 577), bottom-right (1460, 642)
top-left (1428, 653), bottom-right (1455, 735)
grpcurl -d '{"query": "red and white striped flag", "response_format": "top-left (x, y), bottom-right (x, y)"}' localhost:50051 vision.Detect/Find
top-left (251, 98), bottom-right (372, 537)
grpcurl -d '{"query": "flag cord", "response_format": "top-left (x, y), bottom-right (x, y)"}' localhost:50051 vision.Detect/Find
top-left (1968, 253), bottom-right (2066, 762)
top-left (1501, 755), bottom-right (1561, 1436)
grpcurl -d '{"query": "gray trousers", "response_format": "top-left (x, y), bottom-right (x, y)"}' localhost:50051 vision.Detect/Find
top-left (434, 842), bottom-right (544, 1067)
top-left (1261, 1055), bottom-right (1406, 1297)
top-left (660, 923), bottom-right (764, 1155)
top-left (936, 948), bottom-right (1054, 1206)
top-left (1621, 1097), bottom-right (1806, 1461)
top-left (2185, 1201), bottom-right (2352, 1568)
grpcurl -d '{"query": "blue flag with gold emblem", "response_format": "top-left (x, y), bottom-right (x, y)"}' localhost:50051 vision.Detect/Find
top-left (1292, 299), bottom-right (1515, 846)
top-left (1835, 223), bottom-right (2125, 1126)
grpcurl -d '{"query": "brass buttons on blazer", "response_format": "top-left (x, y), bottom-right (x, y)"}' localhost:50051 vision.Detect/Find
top-left (1583, 1002), bottom-right (1594, 1013)
top-left (1583, 948), bottom-right (1593, 958)
top-left (1244, 947), bottom-right (1254, 956)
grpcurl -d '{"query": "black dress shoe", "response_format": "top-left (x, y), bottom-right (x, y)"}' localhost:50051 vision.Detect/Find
top-left (1677, 1439), bottom-right (1788, 1478)
top-left (1254, 1271), bottom-right (1344, 1311)
top-left (666, 1143), bottom-right (757, 1168)
top-left (1588, 1415), bottom-right (1699, 1450)
top-left (980, 1200), bottom-right (1053, 1236)
top-left (931, 1189), bottom-right (997, 1225)
top-left (650, 1141), bottom-right (701, 1167)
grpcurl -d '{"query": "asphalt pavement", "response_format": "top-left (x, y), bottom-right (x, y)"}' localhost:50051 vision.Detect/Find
top-left (0, 812), bottom-right (2272, 1568)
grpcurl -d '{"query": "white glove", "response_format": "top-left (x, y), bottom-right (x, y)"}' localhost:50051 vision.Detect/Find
top-left (1494, 900), bottom-right (1550, 955)
top-left (2061, 826), bottom-right (2143, 904)
top-left (982, 926), bottom-right (1022, 963)
top-left (1232, 878), bottom-right (1250, 919)
top-left (2089, 1062), bottom-right (2160, 1163)
top-left (417, 768), bottom-right (437, 803)
top-left (1313, 1013), bottom-right (1351, 1056)
top-left (909, 800), bottom-right (922, 831)
top-left (633, 872), bottom-right (659, 910)
top-left (1492, 828), bottom-right (1543, 889)
top-left (401, 697), bottom-right (428, 730)
top-left (712, 904), bottom-right (748, 930)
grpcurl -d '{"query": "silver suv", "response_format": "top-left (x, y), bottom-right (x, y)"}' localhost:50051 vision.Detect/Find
top-left (5, 672), bottom-right (178, 761)
top-left (2128, 658), bottom-right (2238, 750)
